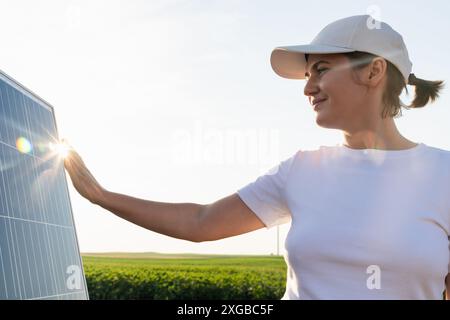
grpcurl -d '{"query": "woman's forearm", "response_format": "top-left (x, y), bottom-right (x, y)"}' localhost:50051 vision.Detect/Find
top-left (94, 190), bottom-right (205, 242)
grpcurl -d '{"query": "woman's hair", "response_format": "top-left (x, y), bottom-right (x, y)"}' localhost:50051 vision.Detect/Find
top-left (305, 52), bottom-right (445, 119)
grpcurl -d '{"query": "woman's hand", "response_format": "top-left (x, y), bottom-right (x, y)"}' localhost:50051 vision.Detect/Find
top-left (62, 139), bottom-right (107, 205)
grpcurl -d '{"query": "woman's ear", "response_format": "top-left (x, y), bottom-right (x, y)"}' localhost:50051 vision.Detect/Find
top-left (366, 57), bottom-right (387, 86)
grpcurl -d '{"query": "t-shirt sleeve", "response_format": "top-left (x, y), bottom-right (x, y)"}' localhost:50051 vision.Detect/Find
top-left (237, 151), bottom-right (298, 229)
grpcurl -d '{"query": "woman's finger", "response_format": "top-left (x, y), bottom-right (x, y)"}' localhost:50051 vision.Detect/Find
top-left (69, 150), bottom-right (86, 166)
top-left (64, 149), bottom-right (84, 168)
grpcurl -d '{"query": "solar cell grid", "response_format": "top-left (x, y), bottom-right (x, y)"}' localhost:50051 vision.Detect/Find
top-left (0, 70), bottom-right (88, 300)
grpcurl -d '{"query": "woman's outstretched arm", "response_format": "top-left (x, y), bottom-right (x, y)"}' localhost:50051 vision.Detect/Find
top-left (63, 145), bottom-right (265, 243)
top-left (95, 191), bottom-right (206, 242)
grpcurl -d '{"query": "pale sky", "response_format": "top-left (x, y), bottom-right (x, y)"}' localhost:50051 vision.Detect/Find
top-left (0, 0), bottom-right (449, 255)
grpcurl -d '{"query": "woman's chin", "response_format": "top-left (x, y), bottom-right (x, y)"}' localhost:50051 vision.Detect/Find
top-left (315, 109), bottom-right (333, 128)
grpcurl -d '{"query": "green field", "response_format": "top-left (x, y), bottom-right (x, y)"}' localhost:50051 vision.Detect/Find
top-left (82, 252), bottom-right (287, 300)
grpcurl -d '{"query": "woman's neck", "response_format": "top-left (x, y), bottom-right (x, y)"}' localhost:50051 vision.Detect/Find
top-left (342, 118), bottom-right (417, 150)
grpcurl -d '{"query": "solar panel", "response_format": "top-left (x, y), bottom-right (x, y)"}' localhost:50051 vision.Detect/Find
top-left (0, 70), bottom-right (89, 300)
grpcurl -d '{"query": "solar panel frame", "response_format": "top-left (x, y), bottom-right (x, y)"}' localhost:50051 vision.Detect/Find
top-left (0, 69), bottom-right (89, 300)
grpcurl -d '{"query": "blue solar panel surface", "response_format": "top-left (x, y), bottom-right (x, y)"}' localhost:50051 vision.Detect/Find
top-left (0, 71), bottom-right (88, 300)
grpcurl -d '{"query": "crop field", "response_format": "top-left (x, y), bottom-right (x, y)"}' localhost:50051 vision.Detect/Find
top-left (81, 252), bottom-right (287, 300)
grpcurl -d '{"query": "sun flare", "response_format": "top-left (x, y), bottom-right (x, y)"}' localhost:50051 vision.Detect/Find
top-left (48, 141), bottom-right (71, 159)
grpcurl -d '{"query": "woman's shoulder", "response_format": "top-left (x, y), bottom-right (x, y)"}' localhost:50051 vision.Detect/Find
top-left (423, 143), bottom-right (450, 154)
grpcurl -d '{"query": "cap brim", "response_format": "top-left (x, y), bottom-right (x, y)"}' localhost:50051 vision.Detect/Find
top-left (270, 44), bottom-right (355, 79)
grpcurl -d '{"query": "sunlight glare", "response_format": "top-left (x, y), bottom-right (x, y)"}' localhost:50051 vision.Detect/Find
top-left (48, 141), bottom-right (71, 159)
top-left (16, 137), bottom-right (33, 154)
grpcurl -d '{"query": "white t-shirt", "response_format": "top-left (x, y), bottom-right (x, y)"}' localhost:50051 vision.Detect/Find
top-left (237, 142), bottom-right (450, 300)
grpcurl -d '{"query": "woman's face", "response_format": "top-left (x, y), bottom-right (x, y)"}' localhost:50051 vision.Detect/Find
top-left (304, 53), bottom-right (377, 130)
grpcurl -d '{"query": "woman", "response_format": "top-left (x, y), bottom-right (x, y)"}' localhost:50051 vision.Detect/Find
top-left (63, 15), bottom-right (450, 299)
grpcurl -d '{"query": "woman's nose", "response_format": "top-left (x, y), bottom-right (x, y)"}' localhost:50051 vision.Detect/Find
top-left (303, 78), bottom-right (319, 97)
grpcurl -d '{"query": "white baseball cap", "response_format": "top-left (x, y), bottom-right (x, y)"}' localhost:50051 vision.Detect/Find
top-left (270, 15), bottom-right (413, 83)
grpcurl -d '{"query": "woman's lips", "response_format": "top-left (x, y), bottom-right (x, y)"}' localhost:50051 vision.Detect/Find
top-left (313, 98), bottom-right (327, 111)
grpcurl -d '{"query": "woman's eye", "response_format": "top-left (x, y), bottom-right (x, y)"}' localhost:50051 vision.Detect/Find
top-left (317, 68), bottom-right (328, 75)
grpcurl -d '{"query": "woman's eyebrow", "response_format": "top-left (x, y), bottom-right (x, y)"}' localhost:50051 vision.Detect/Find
top-left (304, 60), bottom-right (330, 78)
